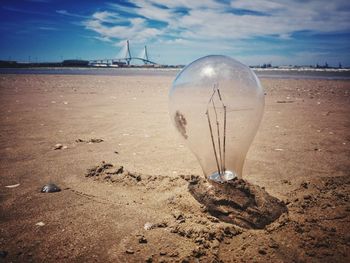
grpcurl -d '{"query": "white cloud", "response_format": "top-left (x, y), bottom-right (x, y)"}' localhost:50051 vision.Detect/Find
top-left (88, 0), bottom-right (350, 43)
top-left (82, 0), bottom-right (350, 64)
top-left (230, 0), bottom-right (283, 13)
top-left (92, 11), bottom-right (115, 22)
top-left (84, 15), bottom-right (163, 45)
top-left (37, 26), bottom-right (58, 31)
top-left (171, 1), bottom-right (350, 41)
top-left (139, 0), bottom-right (225, 10)
top-left (56, 10), bottom-right (88, 19)
top-left (158, 38), bottom-right (190, 45)
top-left (128, 1), bottom-right (174, 22)
top-left (91, 11), bottom-right (129, 24)
top-left (93, 36), bottom-right (112, 42)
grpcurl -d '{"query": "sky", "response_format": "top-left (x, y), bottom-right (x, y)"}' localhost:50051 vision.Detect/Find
top-left (0, 0), bottom-right (349, 66)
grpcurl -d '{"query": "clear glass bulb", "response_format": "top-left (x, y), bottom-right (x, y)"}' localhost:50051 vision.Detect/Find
top-left (169, 55), bottom-right (264, 183)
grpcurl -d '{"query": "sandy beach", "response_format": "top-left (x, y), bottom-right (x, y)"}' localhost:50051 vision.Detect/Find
top-left (0, 74), bottom-right (349, 262)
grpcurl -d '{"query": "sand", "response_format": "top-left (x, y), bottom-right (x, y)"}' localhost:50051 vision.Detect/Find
top-left (0, 74), bottom-right (349, 262)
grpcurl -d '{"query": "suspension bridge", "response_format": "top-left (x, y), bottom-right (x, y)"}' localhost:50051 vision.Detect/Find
top-left (89, 40), bottom-right (157, 67)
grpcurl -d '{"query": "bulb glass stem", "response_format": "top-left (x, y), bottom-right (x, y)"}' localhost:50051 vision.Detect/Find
top-left (206, 84), bottom-right (234, 182)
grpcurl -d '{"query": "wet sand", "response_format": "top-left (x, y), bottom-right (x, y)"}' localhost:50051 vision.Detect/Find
top-left (0, 74), bottom-right (349, 262)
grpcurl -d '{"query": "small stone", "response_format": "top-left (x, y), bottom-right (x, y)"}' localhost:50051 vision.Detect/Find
top-left (169, 251), bottom-right (179, 257)
top-left (53, 144), bottom-right (63, 150)
top-left (155, 222), bottom-right (167, 228)
top-left (172, 211), bottom-right (185, 222)
top-left (183, 175), bottom-right (191, 181)
top-left (200, 205), bottom-right (207, 213)
top-left (300, 182), bottom-right (308, 188)
top-left (203, 241), bottom-right (210, 249)
top-left (125, 248), bottom-right (134, 254)
top-left (276, 100), bottom-right (294, 103)
top-left (192, 247), bottom-right (205, 258)
top-left (281, 179), bottom-right (291, 185)
top-left (207, 216), bottom-right (219, 223)
top-left (35, 222), bottom-right (45, 226)
top-left (85, 162), bottom-right (113, 177)
top-left (268, 239), bottom-right (279, 249)
top-left (138, 235), bottom-right (147, 244)
top-left (321, 203), bottom-right (330, 209)
top-left (303, 195), bottom-right (312, 200)
top-left (90, 138), bottom-right (103, 143)
top-left (241, 244), bottom-right (248, 250)
top-left (194, 238), bottom-right (204, 244)
top-left (258, 248), bottom-right (267, 255)
top-left (159, 251), bottom-right (167, 256)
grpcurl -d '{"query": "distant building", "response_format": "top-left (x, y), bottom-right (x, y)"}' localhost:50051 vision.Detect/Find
top-left (62, 60), bottom-right (89, 67)
top-left (0, 60), bottom-right (18, 67)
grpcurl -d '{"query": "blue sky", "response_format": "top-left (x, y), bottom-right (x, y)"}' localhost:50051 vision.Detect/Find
top-left (0, 0), bottom-right (349, 66)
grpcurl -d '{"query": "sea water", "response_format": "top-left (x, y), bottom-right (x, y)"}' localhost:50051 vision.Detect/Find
top-left (0, 67), bottom-right (349, 80)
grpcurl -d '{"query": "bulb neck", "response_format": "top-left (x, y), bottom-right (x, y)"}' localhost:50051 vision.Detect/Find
top-left (208, 170), bottom-right (237, 183)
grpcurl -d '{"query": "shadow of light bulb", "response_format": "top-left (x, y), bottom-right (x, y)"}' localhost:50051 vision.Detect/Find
top-left (169, 55), bottom-right (264, 183)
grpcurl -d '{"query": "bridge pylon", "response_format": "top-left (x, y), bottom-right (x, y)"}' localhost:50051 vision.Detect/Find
top-left (143, 46), bottom-right (149, 64)
top-left (126, 40), bottom-right (132, 65)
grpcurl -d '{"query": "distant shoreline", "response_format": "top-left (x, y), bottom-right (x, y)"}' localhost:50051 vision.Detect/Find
top-left (0, 67), bottom-right (350, 80)
top-left (0, 66), bottom-right (349, 71)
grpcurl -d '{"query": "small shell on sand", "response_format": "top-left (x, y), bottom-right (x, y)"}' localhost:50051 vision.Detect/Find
top-left (53, 144), bottom-right (67, 150)
top-left (144, 222), bottom-right (154, 230)
top-left (54, 144), bottom-right (63, 150)
top-left (41, 183), bottom-right (61, 193)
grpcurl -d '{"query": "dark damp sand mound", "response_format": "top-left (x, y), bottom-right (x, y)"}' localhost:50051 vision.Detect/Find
top-left (0, 75), bottom-right (349, 262)
top-left (188, 177), bottom-right (287, 229)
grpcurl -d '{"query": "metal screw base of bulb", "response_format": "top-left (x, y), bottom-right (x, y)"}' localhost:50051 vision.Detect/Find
top-left (208, 170), bottom-right (236, 183)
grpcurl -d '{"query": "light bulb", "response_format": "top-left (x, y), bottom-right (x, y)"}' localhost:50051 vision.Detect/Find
top-left (169, 55), bottom-right (264, 183)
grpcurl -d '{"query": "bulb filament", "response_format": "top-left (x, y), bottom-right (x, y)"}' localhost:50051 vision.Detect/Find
top-left (205, 84), bottom-right (227, 180)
